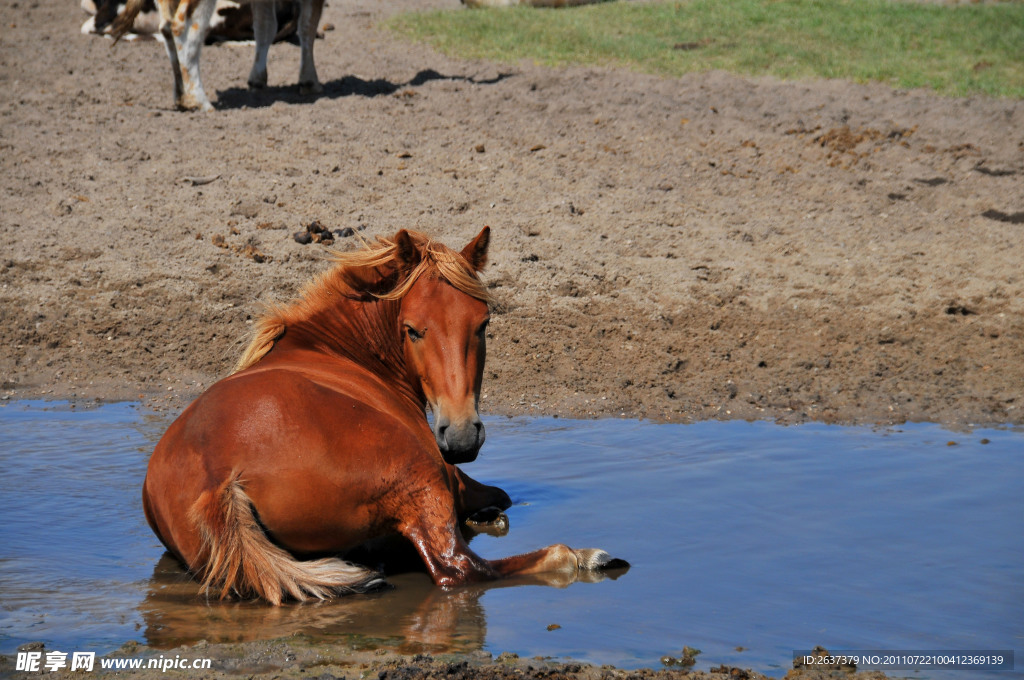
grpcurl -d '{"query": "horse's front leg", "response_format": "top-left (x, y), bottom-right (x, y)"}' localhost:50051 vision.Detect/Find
top-left (487, 544), bottom-right (629, 580)
top-left (399, 493), bottom-right (627, 588)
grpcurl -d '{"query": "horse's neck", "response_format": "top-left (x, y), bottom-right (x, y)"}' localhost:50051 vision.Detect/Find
top-left (275, 297), bottom-right (421, 407)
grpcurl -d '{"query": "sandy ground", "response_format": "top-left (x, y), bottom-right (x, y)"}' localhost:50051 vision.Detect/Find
top-left (2, 0), bottom-right (1023, 427)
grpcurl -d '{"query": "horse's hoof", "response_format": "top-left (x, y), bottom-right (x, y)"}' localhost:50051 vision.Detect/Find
top-left (299, 81), bottom-right (323, 96)
top-left (465, 507), bottom-right (509, 536)
top-left (574, 548), bottom-right (630, 572)
top-left (466, 505), bottom-right (504, 524)
top-left (248, 79), bottom-right (266, 90)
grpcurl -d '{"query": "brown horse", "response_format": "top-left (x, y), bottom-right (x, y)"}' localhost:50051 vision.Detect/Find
top-left (143, 228), bottom-right (626, 604)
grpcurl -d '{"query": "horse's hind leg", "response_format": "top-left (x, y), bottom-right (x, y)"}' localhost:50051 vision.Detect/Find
top-left (187, 472), bottom-right (383, 604)
top-left (296, 0), bottom-right (323, 94)
top-left (247, 0), bottom-right (277, 89)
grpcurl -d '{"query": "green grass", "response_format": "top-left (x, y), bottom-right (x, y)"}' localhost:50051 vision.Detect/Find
top-left (387, 0), bottom-right (1024, 98)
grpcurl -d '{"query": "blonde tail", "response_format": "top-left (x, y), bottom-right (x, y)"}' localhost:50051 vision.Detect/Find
top-left (188, 473), bottom-right (384, 605)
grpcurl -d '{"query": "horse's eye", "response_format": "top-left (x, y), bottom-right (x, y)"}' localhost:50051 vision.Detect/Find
top-left (405, 325), bottom-right (424, 342)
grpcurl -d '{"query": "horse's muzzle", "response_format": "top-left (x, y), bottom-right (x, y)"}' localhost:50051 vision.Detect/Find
top-left (435, 416), bottom-right (485, 465)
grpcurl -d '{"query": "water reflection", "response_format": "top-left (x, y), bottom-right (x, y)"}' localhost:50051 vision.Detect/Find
top-left (139, 554), bottom-right (485, 653)
top-left (139, 549), bottom-right (624, 653)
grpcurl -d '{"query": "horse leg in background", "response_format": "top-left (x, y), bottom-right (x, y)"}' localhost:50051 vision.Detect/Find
top-left (158, 0), bottom-right (217, 110)
top-left (297, 0), bottom-right (323, 94)
top-left (247, 0), bottom-right (276, 89)
top-left (453, 467), bottom-right (512, 532)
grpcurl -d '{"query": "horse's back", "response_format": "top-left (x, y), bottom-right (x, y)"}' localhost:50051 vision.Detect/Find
top-left (158, 358), bottom-right (426, 469)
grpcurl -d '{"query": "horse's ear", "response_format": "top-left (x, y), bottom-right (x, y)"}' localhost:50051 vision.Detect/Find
top-left (461, 226), bottom-right (490, 272)
top-left (393, 229), bottom-right (421, 270)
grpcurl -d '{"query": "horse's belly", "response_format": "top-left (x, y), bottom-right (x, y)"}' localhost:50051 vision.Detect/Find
top-left (243, 474), bottom-right (394, 555)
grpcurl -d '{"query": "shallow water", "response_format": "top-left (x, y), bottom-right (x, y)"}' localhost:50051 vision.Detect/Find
top-left (1, 401), bottom-right (1021, 676)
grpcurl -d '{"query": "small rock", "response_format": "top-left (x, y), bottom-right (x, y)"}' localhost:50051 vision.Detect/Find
top-left (240, 245), bottom-right (270, 263)
top-left (231, 202), bottom-right (260, 218)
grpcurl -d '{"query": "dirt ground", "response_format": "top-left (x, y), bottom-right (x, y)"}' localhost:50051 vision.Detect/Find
top-left (5, 640), bottom-right (893, 680)
top-left (2, 0), bottom-right (1023, 426)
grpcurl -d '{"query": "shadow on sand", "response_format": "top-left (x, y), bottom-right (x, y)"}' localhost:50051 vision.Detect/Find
top-left (213, 69), bottom-right (515, 110)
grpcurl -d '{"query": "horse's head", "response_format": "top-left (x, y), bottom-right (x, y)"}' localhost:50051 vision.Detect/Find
top-left (394, 228), bottom-right (491, 465)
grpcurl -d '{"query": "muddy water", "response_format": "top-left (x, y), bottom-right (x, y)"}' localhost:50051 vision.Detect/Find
top-left (1, 401), bottom-right (1021, 675)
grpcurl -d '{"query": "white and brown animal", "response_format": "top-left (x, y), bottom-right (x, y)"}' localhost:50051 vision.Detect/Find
top-left (108, 0), bottom-right (322, 110)
top-left (105, 0), bottom-right (608, 111)
top-left (84, 0), bottom-right (302, 43)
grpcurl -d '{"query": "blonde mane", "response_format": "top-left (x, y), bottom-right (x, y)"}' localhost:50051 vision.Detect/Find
top-left (234, 232), bottom-right (490, 373)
